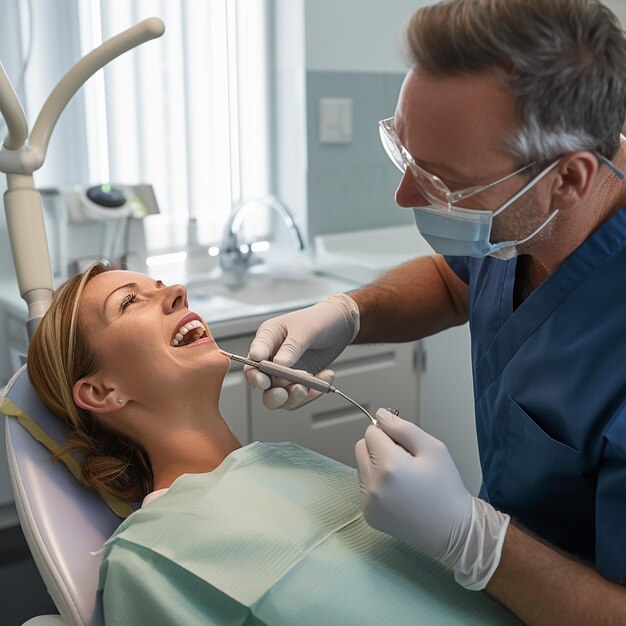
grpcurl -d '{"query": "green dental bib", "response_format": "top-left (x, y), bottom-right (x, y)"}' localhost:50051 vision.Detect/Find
top-left (97, 442), bottom-right (520, 625)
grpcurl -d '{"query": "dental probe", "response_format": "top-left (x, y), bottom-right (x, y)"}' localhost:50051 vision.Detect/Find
top-left (219, 350), bottom-right (377, 425)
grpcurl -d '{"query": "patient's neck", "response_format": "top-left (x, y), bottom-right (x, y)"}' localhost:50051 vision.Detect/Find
top-left (141, 404), bottom-right (242, 492)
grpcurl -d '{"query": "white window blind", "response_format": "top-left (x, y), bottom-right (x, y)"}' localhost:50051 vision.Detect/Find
top-left (77, 0), bottom-right (271, 248)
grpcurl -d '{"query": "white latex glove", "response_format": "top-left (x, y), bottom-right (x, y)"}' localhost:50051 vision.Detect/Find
top-left (355, 409), bottom-right (510, 591)
top-left (246, 293), bottom-right (360, 410)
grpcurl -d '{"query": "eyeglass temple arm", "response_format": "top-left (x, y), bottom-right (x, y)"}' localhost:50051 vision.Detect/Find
top-left (596, 152), bottom-right (625, 179)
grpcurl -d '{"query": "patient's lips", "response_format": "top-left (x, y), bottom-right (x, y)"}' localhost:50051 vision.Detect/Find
top-left (171, 312), bottom-right (210, 347)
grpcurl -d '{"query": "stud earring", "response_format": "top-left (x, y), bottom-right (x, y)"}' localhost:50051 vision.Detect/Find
top-left (116, 398), bottom-right (124, 404)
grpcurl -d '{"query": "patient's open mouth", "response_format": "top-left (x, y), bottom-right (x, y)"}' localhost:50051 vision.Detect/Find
top-left (171, 319), bottom-right (208, 347)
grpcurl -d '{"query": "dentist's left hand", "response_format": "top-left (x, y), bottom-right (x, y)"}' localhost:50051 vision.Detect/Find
top-left (355, 409), bottom-right (510, 590)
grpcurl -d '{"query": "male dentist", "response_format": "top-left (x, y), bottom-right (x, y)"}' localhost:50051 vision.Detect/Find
top-left (246, 1), bottom-right (626, 623)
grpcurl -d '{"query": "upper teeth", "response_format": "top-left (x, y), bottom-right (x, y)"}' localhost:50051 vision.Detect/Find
top-left (171, 319), bottom-right (206, 347)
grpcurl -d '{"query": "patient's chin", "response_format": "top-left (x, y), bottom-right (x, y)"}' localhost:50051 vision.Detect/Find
top-left (185, 351), bottom-right (231, 392)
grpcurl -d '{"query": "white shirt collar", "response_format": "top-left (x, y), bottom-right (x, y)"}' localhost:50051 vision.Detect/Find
top-left (141, 488), bottom-right (169, 507)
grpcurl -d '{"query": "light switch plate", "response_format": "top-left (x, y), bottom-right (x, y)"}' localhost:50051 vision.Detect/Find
top-left (319, 97), bottom-right (353, 144)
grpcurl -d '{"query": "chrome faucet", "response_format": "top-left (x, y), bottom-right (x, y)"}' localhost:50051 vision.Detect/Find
top-left (220, 195), bottom-right (305, 272)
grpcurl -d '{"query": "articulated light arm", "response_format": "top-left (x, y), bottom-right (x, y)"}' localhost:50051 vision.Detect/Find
top-left (0, 66), bottom-right (28, 151)
top-left (29, 17), bottom-right (164, 166)
top-left (0, 17), bottom-right (165, 175)
top-left (0, 17), bottom-right (164, 339)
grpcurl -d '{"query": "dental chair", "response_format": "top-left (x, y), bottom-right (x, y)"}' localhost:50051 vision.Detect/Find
top-left (3, 365), bottom-right (125, 626)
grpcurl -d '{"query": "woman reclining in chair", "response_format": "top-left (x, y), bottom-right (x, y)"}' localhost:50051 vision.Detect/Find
top-left (27, 263), bottom-right (514, 626)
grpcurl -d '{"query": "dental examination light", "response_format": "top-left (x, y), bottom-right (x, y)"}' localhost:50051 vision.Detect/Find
top-left (0, 17), bottom-right (165, 340)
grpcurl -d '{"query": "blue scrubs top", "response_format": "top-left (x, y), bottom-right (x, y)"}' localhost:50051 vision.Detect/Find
top-left (445, 205), bottom-right (626, 584)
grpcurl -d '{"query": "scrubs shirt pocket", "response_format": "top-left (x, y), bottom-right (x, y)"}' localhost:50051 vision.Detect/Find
top-left (495, 398), bottom-right (596, 561)
top-left (499, 397), bottom-right (583, 515)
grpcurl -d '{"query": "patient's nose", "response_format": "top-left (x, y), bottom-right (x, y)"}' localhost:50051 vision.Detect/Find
top-left (162, 283), bottom-right (187, 312)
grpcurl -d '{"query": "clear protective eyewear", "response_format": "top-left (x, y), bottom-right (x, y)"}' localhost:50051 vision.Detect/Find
top-left (378, 117), bottom-right (534, 211)
top-left (379, 118), bottom-right (626, 211)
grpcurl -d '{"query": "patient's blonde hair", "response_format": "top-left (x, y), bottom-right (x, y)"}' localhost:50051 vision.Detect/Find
top-left (27, 263), bottom-right (153, 503)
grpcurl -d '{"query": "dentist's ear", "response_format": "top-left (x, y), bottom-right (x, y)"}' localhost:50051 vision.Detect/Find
top-left (551, 151), bottom-right (599, 210)
top-left (73, 376), bottom-right (125, 413)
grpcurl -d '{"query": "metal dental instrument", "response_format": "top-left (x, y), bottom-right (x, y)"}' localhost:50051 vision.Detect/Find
top-left (219, 349), bottom-right (378, 425)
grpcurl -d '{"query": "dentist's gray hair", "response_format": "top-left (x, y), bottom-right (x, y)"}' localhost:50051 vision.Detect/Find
top-left (404, 0), bottom-right (626, 163)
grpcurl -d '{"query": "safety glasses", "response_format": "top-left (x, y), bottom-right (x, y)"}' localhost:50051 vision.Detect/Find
top-left (379, 118), bottom-right (626, 211)
top-left (379, 117), bottom-right (535, 211)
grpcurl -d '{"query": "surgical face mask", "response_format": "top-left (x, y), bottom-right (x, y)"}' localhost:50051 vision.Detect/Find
top-left (411, 160), bottom-right (561, 258)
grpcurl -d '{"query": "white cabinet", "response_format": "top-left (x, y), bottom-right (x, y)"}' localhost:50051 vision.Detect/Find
top-left (0, 303), bottom-right (28, 388)
top-left (248, 341), bottom-right (419, 467)
top-left (421, 325), bottom-right (482, 495)
top-left (214, 330), bottom-right (421, 467)
top-left (215, 329), bottom-right (423, 467)
top-left (315, 226), bottom-right (481, 494)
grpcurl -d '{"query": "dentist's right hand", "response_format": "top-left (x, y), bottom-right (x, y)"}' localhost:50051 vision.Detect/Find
top-left (245, 293), bottom-right (360, 409)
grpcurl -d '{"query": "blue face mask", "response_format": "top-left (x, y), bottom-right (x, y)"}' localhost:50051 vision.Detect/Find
top-left (412, 160), bottom-right (560, 258)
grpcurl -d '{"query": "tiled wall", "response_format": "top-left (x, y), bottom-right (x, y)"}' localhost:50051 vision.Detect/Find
top-left (305, 70), bottom-right (413, 239)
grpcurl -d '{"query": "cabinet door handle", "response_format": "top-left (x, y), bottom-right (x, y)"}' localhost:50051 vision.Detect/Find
top-left (333, 351), bottom-right (396, 376)
top-left (311, 404), bottom-right (372, 429)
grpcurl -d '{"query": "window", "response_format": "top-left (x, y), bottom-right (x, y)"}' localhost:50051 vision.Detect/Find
top-left (78, 0), bottom-right (271, 249)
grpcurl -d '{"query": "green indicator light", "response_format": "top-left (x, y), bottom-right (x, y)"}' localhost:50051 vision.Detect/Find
top-left (101, 183), bottom-right (112, 193)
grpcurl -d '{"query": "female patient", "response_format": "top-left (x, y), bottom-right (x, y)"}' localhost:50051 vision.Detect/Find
top-left (27, 263), bottom-right (515, 626)
top-left (28, 262), bottom-right (240, 505)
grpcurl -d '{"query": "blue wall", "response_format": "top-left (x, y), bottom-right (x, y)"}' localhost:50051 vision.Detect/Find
top-left (305, 70), bottom-right (412, 239)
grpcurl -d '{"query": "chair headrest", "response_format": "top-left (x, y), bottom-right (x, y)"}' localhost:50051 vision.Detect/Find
top-left (3, 365), bottom-right (135, 626)
top-left (1, 365), bottom-right (133, 518)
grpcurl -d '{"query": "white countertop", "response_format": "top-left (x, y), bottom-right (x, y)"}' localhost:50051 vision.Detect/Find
top-left (0, 225), bottom-right (432, 341)
top-left (314, 224), bottom-right (433, 283)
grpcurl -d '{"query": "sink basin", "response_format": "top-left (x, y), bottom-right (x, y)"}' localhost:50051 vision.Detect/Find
top-left (186, 266), bottom-right (358, 322)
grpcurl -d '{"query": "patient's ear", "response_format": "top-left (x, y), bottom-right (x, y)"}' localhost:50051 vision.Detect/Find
top-left (73, 376), bottom-right (122, 413)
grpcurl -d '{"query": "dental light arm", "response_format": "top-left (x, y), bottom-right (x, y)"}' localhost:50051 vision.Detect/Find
top-left (0, 17), bottom-right (165, 339)
top-left (29, 17), bottom-right (164, 164)
top-left (0, 68), bottom-right (28, 151)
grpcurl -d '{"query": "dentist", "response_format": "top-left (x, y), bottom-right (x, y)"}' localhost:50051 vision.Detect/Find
top-left (246, 1), bottom-right (626, 623)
